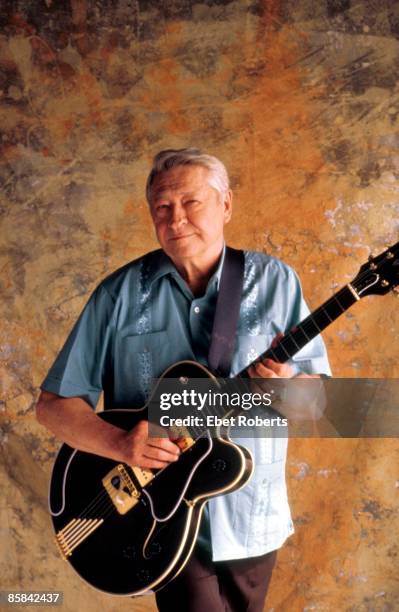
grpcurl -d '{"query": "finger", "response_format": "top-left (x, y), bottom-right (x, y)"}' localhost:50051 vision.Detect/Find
top-left (248, 361), bottom-right (277, 378)
top-left (148, 437), bottom-right (181, 455)
top-left (260, 359), bottom-right (294, 378)
top-left (144, 446), bottom-right (180, 462)
top-left (295, 373), bottom-right (320, 379)
top-left (140, 457), bottom-right (171, 469)
top-left (271, 332), bottom-right (284, 349)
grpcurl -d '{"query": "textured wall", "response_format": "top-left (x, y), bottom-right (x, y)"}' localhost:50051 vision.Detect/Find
top-left (1, 1), bottom-right (398, 610)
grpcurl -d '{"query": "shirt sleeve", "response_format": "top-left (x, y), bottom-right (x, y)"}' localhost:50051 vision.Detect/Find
top-left (40, 284), bottom-right (115, 409)
top-left (284, 267), bottom-right (332, 376)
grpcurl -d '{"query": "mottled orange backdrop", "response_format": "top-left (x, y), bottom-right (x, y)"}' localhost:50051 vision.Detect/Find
top-left (1, 1), bottom-right (398, 610)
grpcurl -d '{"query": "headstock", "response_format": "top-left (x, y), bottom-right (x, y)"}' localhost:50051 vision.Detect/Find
top-left (352, 241), bottom-right (399, 297)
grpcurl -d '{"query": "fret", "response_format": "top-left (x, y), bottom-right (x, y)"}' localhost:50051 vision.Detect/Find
top-left (279, 335), bottom-right (301, 357)
top-left (267, 348), bottom-right (280, 362)
top-left (290, 329), bottom-right (308, 350)
top-left (311, 308), bottom-right (333, 329)
top-left (333, 295), bottom-right (345, 312)
top-left (321, 306), bottom-right (333, 322)
top-left (277, 342), bottom-right (291, 360)
top-left (237, 286), bottom-right (358, 377)
top-left (298, 315), bottom-right (320, 340)
top-left (309, 317), bottom-right (322, 333)
top-left (298, 325), bottom-right (310, 341)
top-left (323, 301), bottom-right (344, 320)
top-left (266, 344), bottom-right (288, 363)
top-left (309, 308), bottom-right (334, 333)
top-left (289, 334), bottom-right (301, 350)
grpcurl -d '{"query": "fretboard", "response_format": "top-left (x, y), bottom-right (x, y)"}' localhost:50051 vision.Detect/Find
top-left (238, 284), bottom-right (358, 377)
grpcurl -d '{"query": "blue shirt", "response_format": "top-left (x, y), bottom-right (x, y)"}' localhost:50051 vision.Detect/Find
top-left (41, 247), bottom-right (331, 561)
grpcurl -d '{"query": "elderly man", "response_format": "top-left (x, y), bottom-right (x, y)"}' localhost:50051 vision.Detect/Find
top-left (37, 148), bottom-right (331, 612)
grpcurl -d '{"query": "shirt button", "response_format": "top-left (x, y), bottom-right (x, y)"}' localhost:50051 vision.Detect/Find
top-left (194, 306), bottom-right (200, 314)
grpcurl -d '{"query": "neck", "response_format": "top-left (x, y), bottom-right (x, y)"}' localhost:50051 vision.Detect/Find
top-left (170, 242), bottom-right (224, 296)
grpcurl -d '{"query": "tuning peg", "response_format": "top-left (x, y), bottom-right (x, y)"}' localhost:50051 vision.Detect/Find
top-left (368, 254), bottom-right (374, 261)
top-left (386, 251), bottom-right (394, 259)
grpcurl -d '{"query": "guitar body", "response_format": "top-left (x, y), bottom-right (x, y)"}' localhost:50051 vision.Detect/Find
top-left (49, 361), bottom-right (253, 596)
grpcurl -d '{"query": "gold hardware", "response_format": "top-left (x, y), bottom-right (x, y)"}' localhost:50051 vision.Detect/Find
top-left (369, 263), bottom-right (377, 270)
top-left (131, 466), bottom-right (154, 487)
top-left (102, 464), bottom-right (140, 515)
top-left (386, 251), bottom-right (394, 259)
top-left (55, 517), bottom-right (104, 559)
top-left (381, 280), bottom-right (389, 287)
top-left (167, 423), bottom-right (195, 451)
top-left (176, 437), bottom-right (195, 451)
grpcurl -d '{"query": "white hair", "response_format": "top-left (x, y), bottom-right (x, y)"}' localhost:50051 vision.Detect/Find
top-left (145, 147), bottom-right (230, 203)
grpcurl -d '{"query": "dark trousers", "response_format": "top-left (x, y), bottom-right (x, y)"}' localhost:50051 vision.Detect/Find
top-left (155, 545), bottom-right (277, 612)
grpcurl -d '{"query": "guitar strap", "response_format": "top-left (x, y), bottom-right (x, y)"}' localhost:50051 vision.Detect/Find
top-left (207, 246), bottom-right (245, 376)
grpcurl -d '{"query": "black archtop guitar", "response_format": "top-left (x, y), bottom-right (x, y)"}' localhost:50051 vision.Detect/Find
top-left (48, 242), bottom-right (399, 596)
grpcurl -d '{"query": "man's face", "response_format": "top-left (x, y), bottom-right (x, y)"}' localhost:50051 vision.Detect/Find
top-left (149, 164), bottom-right (232, 262)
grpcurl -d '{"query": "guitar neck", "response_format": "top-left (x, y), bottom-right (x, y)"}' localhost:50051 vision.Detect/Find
top-left (238, 284), bottom-right (359, 376)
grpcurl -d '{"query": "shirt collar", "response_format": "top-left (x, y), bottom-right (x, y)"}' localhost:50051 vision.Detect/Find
top-left (148, 243), bottom-right (226, 293)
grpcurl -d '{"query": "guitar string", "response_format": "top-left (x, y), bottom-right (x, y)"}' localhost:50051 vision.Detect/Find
top-left (263, 248), bottom-right (399, 359)
top-left (164, 257), bottom-right (397, 440)
top-left (58, 256), bottom-right (397, 536)
top-left (244, 286), bottom-right (355, 370)
top-left (157, 265), bottom-right (392, 440)
top-left (169, 287), bottom-right (355, 441)
top-left (264, 253), bottom-right (399, 366)
top-left (58, 429), bottom-right (210, 527)
top-left (58, 431), bottom-right (210, 534)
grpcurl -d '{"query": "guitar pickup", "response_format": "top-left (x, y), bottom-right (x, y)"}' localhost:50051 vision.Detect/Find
top-left (102, 464), bottom-right (140, 515)
top-left (131, 466), bottom-right (154, 487)
top-left (175, 437), bottom-right (194, 451)
top-left (168, 424), bottom-right (195, 452)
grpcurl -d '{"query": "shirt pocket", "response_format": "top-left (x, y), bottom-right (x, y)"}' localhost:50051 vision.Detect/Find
top-left (115, 330), bottom-right (171, 402)
top-left (119, 329), bottom-right (169, 350)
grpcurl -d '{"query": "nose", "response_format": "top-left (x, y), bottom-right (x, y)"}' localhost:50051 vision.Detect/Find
top-left (168, 203), bottom-right (187, 232)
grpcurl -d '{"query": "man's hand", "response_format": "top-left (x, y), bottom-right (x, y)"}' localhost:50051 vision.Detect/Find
top-left (247, 332), bottom-right (320, 380)
top-left (246, 333), bottom-right (325, 420)
top-left (248, 357), bottom-right (294, 379)
top-left (247, 333), bottom-right (294, 379)
top-left (36, 392), bottom-right (181, 468)
top-left (118, 420), bottom-right (181, 469)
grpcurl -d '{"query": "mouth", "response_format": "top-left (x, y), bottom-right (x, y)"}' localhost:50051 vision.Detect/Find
top-left (169, 234), bottom-right (194, 241)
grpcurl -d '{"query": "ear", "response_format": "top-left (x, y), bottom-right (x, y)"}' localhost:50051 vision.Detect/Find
top-left (223, 189), bottom-right (233, 224)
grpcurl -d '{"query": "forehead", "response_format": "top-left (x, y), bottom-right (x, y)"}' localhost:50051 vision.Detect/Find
top-left (150, 165), bottom-right (212, 200)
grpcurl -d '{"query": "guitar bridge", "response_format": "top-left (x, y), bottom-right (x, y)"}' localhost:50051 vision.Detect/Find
top-left (102, 464), bottom-right (140, 515)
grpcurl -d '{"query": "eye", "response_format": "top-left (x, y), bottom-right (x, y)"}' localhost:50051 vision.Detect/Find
top-left (155, 203), bottom-right (169, 212)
